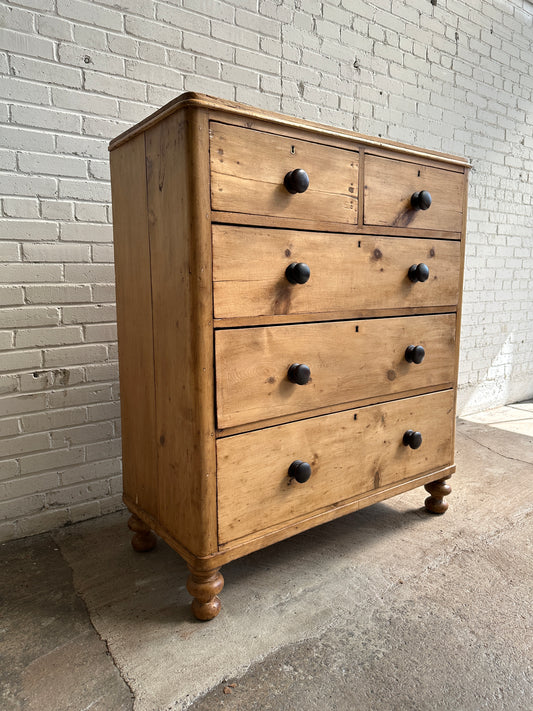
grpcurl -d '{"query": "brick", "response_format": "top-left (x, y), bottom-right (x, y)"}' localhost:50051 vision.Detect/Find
top-left (0, 173), bottom-right (57, 199)
top-left (51, 421), bottom-right (114, 448)
top-left (72, 24), bottom-right (108, 50)
top-left (62, 304), bottom-right (116, 324)
top-left (0, 242), bottom-right (20, 261)
top-left (92, 244), bottom-right (114, 262)
top-left (0, 76), bottom-right (49, 105)
top-left (37, 15), bottom-right (73, 41)
top-left (47, 383), bottom-right (112, 409)
top-left (0, 432), bottom-right (51, 460)
top-left (0, 27), bottom-right (54, 60)
top-left (10, 55), bottom-right (82, 88)
top-left (51, 87), bottom-right (118, 117)
top-left (84, 323), bottom-right (116, 344)
top-left (58, 42), bottom-right (125, 75)
top-left (18, 152), bottom-right (87, 178)
top-left (183, 32), bottom-right (235, 61)
top-left (60, 458), bottom-right (120, 486)
top-left (0, 330), bottom-right (13, 350)
top-left (60, 223), bottom-right (113, 242)
top-left (43, 344), bottom-right (108, 367)
top-left (125, 15), bottom-right (181, 45)
top-left (1, 263), bottom-right (63, 284)
top-left (85, 362), bottom-right (119, 382)
top-left (0, 219), bottom-right (58, 242)
top-left (1, 306), bottom-right (59, 328)
top-left (57, 0), bottom-right (122, 30)
top-left (0, 286), bottom-right (24, 305)
top-left (84, 70), bottom-right (145, 101)
top-left (3, 198), bottom-right (40, 219)
top-left (58, 180), bottom-right (111, 203)
top-left (56, 134), bottom-right (108, 160)
top-left (20, 445), bottom-right (85, 475)
top-left (65, 265), bottom-right (116, 284)
top-left (15, 326), bottom-right (83, 348)
top-left (0, 376), bottom-right (18, 396)
top-left (0, 349), bottom-right (41, 373)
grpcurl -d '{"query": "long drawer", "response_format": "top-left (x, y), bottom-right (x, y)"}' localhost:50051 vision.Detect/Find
top-left (364, 154), bottom-right (464, 233)
top-left (210, 122), bottom-right (358, 224)
top-left (215, 313), bottom-right (456, 429)
top-left (212, 225), bottom-right (461, 320)
top-left (217, 389), bottom-right (455, 544)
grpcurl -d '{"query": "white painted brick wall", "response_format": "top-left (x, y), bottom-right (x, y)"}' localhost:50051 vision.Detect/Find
top-left (1, 0), bottom-right (532, 542)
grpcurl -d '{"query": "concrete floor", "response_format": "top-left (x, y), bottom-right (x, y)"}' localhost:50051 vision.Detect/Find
top-left (1, 404), bottom-right (532, 711)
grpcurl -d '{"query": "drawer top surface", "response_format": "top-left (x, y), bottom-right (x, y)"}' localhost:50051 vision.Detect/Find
top-left (108, 92), bottom-right (470, 169)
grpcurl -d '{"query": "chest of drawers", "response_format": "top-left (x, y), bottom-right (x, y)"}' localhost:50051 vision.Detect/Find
top-left (109, 93), bottom-right (468, 621)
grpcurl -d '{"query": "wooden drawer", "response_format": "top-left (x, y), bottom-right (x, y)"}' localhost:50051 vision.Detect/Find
top-left (210, 122), bottom-right (358, 225)
top-left (217, 389), bottom-right (455, 544)
top-left (212, 225), bottom-right (461, 320)
top-left (364, 154), bottom-right (464, 232)
top-left (215, 313), bottom-right (456, 429)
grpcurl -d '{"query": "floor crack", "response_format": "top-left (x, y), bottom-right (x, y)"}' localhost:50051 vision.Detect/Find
top-left (458, 428), bottom-right (533, 465)
top-left (52, 532), bottom-right (135, 709)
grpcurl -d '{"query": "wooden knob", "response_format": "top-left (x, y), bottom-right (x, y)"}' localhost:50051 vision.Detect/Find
top-left (411, 190), bottom-right (432, 210)
top-left (288, 460), bottom-right (312, 483)
top-left (288, 363), bottom-right (311, 385)
top-left (405, 345), bottom-right (425, 364)
top-left (285, 262), bottom-right (310, 284)
top-left (403, 430), bottom-right (422, 449)
top-left (284, 169), bottom-right (310, 194)
top-left (408, 263), bottom-right (430, 283)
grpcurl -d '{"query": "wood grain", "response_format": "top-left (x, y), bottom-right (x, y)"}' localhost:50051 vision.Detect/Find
top-left (110, 134), bottom-right (158, 517)
top-left (215, 313), bottom-right (456, 429)
top-left (145, 107), bottom-right (217, 557)
top-left (212, 225), bottom-right (461, 320)
top-left (217, 390), bottom-right (455, 544)
top-left (364, 154), bottom-right (465, 232)
top-left (210, 121), bottom-right (358, 224)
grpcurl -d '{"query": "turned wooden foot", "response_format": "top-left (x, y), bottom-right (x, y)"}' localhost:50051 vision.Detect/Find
top-left (128, 514), bottom-right (157, 552)
top-left (186, 567), bottom-right (224, 621)
top-left (424, 478), bottom-right (452, 514)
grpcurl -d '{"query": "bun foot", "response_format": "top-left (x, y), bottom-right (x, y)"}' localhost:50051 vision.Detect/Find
top-left (128, 514), bottom-right (156, 552)
top-left (187, 567), bottom-right (224, 621)
top-left (424, 479), bottom-right (451, 514)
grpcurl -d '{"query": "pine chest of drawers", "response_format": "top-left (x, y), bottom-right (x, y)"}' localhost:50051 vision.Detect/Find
top-left (109, 93), bottom-right (468, 620)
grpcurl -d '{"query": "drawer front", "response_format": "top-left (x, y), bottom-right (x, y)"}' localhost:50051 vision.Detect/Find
top-left (217, 389), bottom-right (455, 544)
top-left (364, 154), bottom-right (464, 232)
top-left (215, 314), bottom-right (456, 429)
top-left (213, 225), bottom-right (461, 319)
top-left (210, 122), bottom-right (358, 224)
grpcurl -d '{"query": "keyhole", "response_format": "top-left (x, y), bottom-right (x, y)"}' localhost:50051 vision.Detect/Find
top-left (291, 145), bottom-right (295, 154)
top-left (417, 170), bottom-right (421, 177)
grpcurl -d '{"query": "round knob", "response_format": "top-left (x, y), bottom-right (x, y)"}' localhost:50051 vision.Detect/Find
top-left (408, 263), bottom-right (430, 283)
top-left (284, 169), bottom-right (310, 194)
top-left (288, 460), bottom-right (312, 483)
top-left (288, 363), bottom-right (311, 385)
top-left (411, 190), bottom-right (432, 210)
top-left (403, 430), bottom-right (423, 449)
top-left (285, 262), bottom-right (310, 285)
top-left (405, 345), bottom-right (425, 364)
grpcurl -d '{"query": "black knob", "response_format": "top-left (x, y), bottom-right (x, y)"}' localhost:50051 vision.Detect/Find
top-left (403, 430), bottom-right (422, 449)
top-left (408, 263), bottom-right (430, 283)
top-left (288, 363), bottom-right (311, 385)
top-left (405, 345), bottom-right (425, 364)
top-left (411, 190), bottom-right (432, 210)
top-left (288, 460), bottom-right (312, 483)
top-left (285, 262), bottom-right (310, 285)
top-left (284, 169), bottom-right (310, 194)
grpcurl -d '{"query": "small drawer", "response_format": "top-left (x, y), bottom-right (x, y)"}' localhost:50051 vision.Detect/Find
top-left (212, 225), bottom-right (461, 320)
top-left (217, 389), bottom-right (455, 544)
top-left (215, 313), bottom-right (456, 429)
top-left (364, 154), bottom-right (465, 232)
top-left (210, 122), bottom-right (358, 225)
